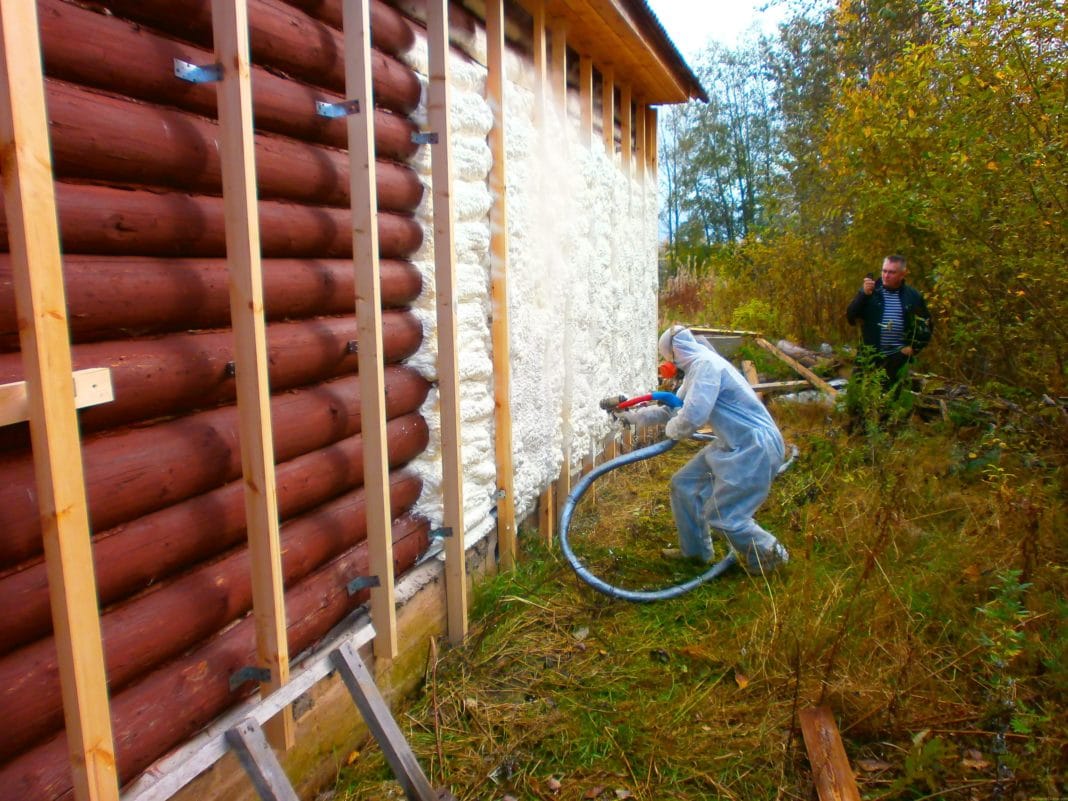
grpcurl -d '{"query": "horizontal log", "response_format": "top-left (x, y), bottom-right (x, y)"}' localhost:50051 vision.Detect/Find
top-left (0, 256), bottom-right (422, 348)
top-left (0, 310), bottom-right (423, 432)
top-left (0, 183), bottom-right (423, 259)
top-left (45, 79), bottom-right (424, 211)
top-left (283, 0), bottom-right (416, 52)
top-left (0, 513), bottom-right (430, 801)
top-left (0, 367), bottom-right (430, 569)
top-left (39, 0), bottom-right (419, 157)
top-left (93, 0), bottom-right (422, 108)
top-left (0, 470), bottom-right (423, 761)
top-left (0, 413), bottom-right (428, 653)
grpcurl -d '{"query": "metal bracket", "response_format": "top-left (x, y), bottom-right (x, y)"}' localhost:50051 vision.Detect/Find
top-left (411, 131), bottom-right (439, 145)
top-left (346, 574), bottom-right (381, 596)
top-left (430, 527), bottom-right (453, 539)
top-left (345, 340), bottom-right (358, 354)
top-left (229, 665), bottom-right (272, 692)
top-left (224, 361), bottom-right (237, 378)
top-left (495, 489), bottom-right (507, 499)
top-left (315, 99), bottom-right (361, 118)
top-left (173, 58), bottom-right (222, 84)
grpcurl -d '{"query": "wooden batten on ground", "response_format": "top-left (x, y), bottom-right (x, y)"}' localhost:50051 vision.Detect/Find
top-left (799, 706), bottom-right (861, 801)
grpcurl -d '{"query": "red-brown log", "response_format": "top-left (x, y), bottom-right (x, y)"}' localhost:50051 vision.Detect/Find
top-left (0, 368), bottom-right (430, 569)
top-left (0, 414), bottom-right (428, 653)
top-left (0, 183), bottom-right (423, 259)
top-left (0, 310), bottom-right (423, 432)
top-left (91, 0), bottom-right (421, 107)
top-left (37, 0), bottom-right (419, 157)
top-left (0, 470), bottom-right (423, 761)
top-left (0, 256), bottom-right (422, 349)
top-left (283, 0), bottom-right (416, 52)
top-left (45, 79), bottom-right (424, 211)
top-left (0, 514), bottom-right (430, 801)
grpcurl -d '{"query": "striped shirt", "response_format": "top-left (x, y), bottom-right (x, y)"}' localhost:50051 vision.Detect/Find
top-left (879, 288), bottom-right (906, 353)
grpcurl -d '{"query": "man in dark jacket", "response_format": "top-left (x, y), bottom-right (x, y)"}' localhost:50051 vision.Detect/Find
top-left (846, 255), bottom-right (933, 390)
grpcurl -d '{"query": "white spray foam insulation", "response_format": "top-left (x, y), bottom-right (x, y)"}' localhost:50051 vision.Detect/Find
top-left (401, 32), bottom-right (659, 543)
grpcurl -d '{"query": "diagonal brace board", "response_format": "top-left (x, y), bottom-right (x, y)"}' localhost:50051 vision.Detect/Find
top-left (331, 641), bottom-right (438, 801)
top-left (225, 719), bottom-right (301, 801)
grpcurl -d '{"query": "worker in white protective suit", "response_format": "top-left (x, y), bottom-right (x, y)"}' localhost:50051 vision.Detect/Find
top-left (620, 326), bottom-right (790, 575)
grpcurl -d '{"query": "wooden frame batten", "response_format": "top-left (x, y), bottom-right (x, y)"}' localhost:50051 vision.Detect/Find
top-left (343, 0), bottom-right (399, 659)
top-left (428, 0), bottom-right (469, 644)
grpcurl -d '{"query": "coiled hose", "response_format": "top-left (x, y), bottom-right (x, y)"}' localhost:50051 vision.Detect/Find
top-left (558, 435), bottom-right (798, 603)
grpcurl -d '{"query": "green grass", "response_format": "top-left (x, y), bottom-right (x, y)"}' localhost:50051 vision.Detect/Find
top-left (334, 397), bottom-right (1067, 801)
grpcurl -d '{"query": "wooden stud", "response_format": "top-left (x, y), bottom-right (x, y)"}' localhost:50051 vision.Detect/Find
top-left (0, 1), bottom-right (120, 797)
top-left (635, 101), bottom-right (647, 188)
top-left (343, 0), bottom-right (398, 659)
top-left (755, 337), bottom-right (839, 398)
top-left (579, 55), bottom-right (593, 147)
top-left (550, 18), bottom-right (567, 128)
top-left (799, 707), bottom-right (862, 801)
top-left (647, 106), bottom-right (658, 170)
top-left (0, 367), bottom-right (113, 426)
top-left (539, 483), bottom-right (554, 545)
top-left (601, 65), bottom-right (614, 156)
top-left (621, 83), bottom-right (632, 177)
top-left (427, 0), bottom-right (469, 645)
top-left (485, 0), bottom-right (517, 571)
top-left (212, 0), bottom-right (294, 748)
top-left (531, 0), bottom-right (547, 128)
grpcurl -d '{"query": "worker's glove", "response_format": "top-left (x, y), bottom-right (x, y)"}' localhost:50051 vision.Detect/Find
top-left (664, 415), bottom-right (687, 441)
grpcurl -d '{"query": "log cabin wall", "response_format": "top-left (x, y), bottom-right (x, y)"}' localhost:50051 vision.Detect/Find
top-left (0, 1), bottom-right (436, 798)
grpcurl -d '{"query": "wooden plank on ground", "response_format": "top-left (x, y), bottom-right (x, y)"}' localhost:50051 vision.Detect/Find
top-left (0, 367), bottom-right (113, 426)
top-left (601, 65), bottom-right (614, 156)
top-left (212, 0), bottom-right (293, 748)
top-left (755, 337), bottom-right (838, 398)
top-left (428, 0), bottom-right (468, 644)
top-left (332, 641), bottom-right (438, 801)
top-left (485, 0), bottom-right (517, 571)
top-left (751, 380), bottom-right (812, 393)
top-left (344, 0), bottom-right (398, 659)
top-left (799, 706), bottom-right (861, 801)
top-left (225, 719), bottom-right (300, 801)
top-left (0, 1), bottom-right (120, 796)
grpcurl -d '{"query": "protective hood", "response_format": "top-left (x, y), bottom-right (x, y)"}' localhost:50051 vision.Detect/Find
top-left (658, 326), bottom-right (713, 369)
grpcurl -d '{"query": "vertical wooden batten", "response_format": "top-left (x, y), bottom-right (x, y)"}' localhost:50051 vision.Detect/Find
top-left (601, 65), bottom-right (614, 156)
top-left (0, 3), bottom-right (120, 799)
top-left (549, 18), bottom-right (567, 128)
top-left (647, 106), bottom-right (658, 170)
top-left (485, 0), bottom-right (516, 570)
top-left (427, 0), bottom-right (468, 644)
top-left (211, 0), bottom-right (293, 748)
top-left (636, 101), bottom-right (647, 189)
top-left (579, 55), bottom-right (593, 147)
top-left (531, 0), bottom-right (547, 129)
top-left (620, 83), bottom-right (632, 177)
top-left (343, 0), bottom-right (398, 659)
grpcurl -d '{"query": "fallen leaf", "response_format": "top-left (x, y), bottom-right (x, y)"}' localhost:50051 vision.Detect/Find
top-left (573, 627), bottom-right (589, 641)
top-left (856, 758), bottom-right (892, 772)
top-left (345, 750), bottom-right (360, 765)
top-left (548, 777), bottom-right (562, 792)
top-left (735, 671), bottom-right (749, 689)
top-left (614, 789), bottom-right (633, 799)
top-left (962, 749), bottom-right (990, 770)
top-left (963, 564), bottom-right (981, 582)
top-left (584, 786), bottom-right (605, 799)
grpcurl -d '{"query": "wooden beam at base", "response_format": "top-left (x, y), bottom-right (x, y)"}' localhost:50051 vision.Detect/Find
top-left (486, 0), bottom-right (517, 571)
top-left (0, 2), bottom-right (120, 797)
top-left (212, 0), bottom-right (293, 749)
top-left (755, 337), bottom-right (838, 398)
top-left (0, 367), bottom-right (113, 426)
top-left (799, 706), bottom-right (861, 801)
top-left (343, 0), bottom-right (398, 659)
top-left (428, 0), bottom-right (468, 645)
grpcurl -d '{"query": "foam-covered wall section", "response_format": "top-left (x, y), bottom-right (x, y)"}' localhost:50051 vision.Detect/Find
top-left (402, 33), bottom-right (659, 543)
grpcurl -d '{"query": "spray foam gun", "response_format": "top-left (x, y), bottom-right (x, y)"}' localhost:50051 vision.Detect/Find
top-left (599, 391), bottom-right (683, 424)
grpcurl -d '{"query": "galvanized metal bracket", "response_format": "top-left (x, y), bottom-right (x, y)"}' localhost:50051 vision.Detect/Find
top-left (430, 526), bottom-right (453, 539)
top-left (173, 58), bottom-right (222, 84)
top-left (345, 340), bottom-right (358, 354)
top-left (495, 488), bottom-right (507, 499)
top-left (411, 131), bottom-right (439, 145)
top-left (229, 665), bottom-right (272, 692)
top-left (346, 574), bottom-right (381, 596)
top-left (315, 99), bottom-right (361, 118)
